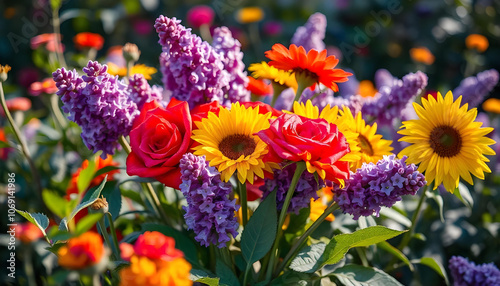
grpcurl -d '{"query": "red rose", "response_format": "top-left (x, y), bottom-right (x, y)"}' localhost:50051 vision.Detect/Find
top-left (256, 113), bottom-right (350, 184)
top-left (241, 101), bottom-right (283, 117)
top-left (167, 98), bottom-right (220, 122)
top-left (126, 100), bottom-right (192, 189)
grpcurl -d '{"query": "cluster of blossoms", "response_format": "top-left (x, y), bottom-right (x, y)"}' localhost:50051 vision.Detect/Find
top-left (449, 256), bottom-right (500, 286)
top-left (57, 232), bottom-right (107, 271)
top-left (333, 155), bottom-right (426, 220)
top-left (119, 231), bottom-right (192, 285)
top-left (452, 68), bottom-right (499, 108)
top-left (179, 153), bottom-right (240, 248)
top-left (291, 12), bottom-right (327, 52)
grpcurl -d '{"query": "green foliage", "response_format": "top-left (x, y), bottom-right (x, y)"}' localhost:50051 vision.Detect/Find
top-left (289, 243), bottom-right (326, 273)
top-left (414, 257), bottom-right (449, 285)
top-left (330, 264), bottom-right (403, 286)
top-left (15, 210), bottom-right (49, 237)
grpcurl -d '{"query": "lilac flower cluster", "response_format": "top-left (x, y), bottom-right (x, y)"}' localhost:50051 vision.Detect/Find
top-left (449, 256), bottom-right (500, 286)
top-left (361, 71), bottom-right (428, 125)
top-left (333, 155), bottom-right (426, 220)
top-left (52, 61), bottom-right (139, 157)
top-left (291, 13), bottom-right (327, 52)
top-left (179, 153), bottom-right (239, 248)
top-left (374, 69), bottom-right (397, 89)
top-left (154, 16), bottom-right (230, 108)
top-left (211, 27), bottom-right (250, 105)
top-left (452, 69), bottom-right (499, 108)
top-left (128, 74), bottom-right (164, 110)
top-left (260, 163), bottom-right (325, 214)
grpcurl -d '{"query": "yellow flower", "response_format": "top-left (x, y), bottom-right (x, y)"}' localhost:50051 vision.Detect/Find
top-left (106, 62), bottom-right (157, 80)
top-left (192, 103), bottom-right (278, 184)
top-left (466, 34), bottom-right (489, 53)
top-left (483, 98), bottom-right (500, 114)
top-left (309, 187), bottom-right (335, 222)
top-left (235, 7), bottom-right (264, 24)
top-left (248, 61), bottom-right (298, 91)
top-left (398, 91), bottom-right (496, 192)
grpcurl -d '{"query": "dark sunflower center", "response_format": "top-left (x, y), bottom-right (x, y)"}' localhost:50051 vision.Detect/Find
top-left (358, 135), bottom-right (374, 156)
top-left (218, 134), bottom-right (257, 160)
top-left (429, 125), bottom-right (462, 157)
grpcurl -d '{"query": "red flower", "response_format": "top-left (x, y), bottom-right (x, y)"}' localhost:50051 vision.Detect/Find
top-left (120, 231), bottom-right (183, 262)
top-left (28, 78), bottom-right (58, 96)
top-left (167, 98), bottom-right (220, 123)
top-left (240, 101), bottom-right (283, 117)
top-left (0, 97), bottom-right (31, 116)
top-left (246, 76), bottom-right (273, 96)
top-left (126, 100), bottom-right (192, 189)
top-left (15, 222), bottom-right (44, 244)
top-left (58, 232), bottom-right (105, 270)
top-left (74, 32), bottom-right (105, 50)
top-left (256, 113), bottom-right (350, 184)
top-left (186, 5), bottom-right (215, 28)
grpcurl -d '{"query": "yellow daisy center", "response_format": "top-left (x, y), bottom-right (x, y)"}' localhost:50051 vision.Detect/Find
top-left (429, 125), bottom-right (462, 158)
top-left (358, 134), bottom-right (374, 156)
top-left (218, 134), bottom-right (257, 160)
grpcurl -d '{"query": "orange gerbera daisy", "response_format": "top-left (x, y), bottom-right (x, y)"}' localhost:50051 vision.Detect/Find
top-left (265, 44), bottom-right (352, 92)
top-left (246, 76), bottom-right (273, 96)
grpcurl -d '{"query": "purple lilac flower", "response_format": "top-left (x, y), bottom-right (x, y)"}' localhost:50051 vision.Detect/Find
top-left (449, 256), bottom-right (500, 286)
top-left (333, 155), bottom-right (426, 220)
top-left (154, 16), bottom-right (230, 108)
top-left (128, 74), bottom-right (164, 110)
top-left (260, 163), bottom-right (325, 214)
top-left (374, 69), bottom-right (397, 89)
top-left (211, 27), bottom-right (250, 105)
top-left (179, 153), bottom-right (239, 248)
top-left (291, 13), bottom-right (327, 52)
top-left (361, 71), bottom-right (428, 125)
top-left (52, 61), bottom-right (139, 157)
top-left (452, 69), bottom-right (499, 108)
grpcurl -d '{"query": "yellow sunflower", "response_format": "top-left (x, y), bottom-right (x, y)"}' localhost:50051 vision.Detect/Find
top-left (398, 91), bottom-right (496, 192)
top-left (106, 62), bottom-right (157, 80)
top-left (338, 106), bottom-right (394, 171)
top-left (192, 103), bottom-right (278, 184)
top-left (248, 61), bottom-right (298, 91)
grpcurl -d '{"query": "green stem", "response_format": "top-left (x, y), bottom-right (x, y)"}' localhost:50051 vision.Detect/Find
top-left (97, 216), bottom-right (117, 261)
top-left (49, 93), bottom-right (67, 129)
top-left (275, 203), bottom-right (339, 275)
top-left (92, 273), bottom-right (100, 286)
top-left (270, 82), bottom-right (286, 108)
top-left (51, 9), bottom-right (67, 68)
top-left (243, 262), bottom-right (252, 286)
top-left (293, 81), bottom-right (308, 105)
top-left (200, 24), bottom-right (212, 43)
top-left (23, 246), bottom-right (37, 286)
top-left (239, 180), bottom-right (248, 227)
top-left (106, 212), bottom-right (121, 258)
top-left (125, 61), bottom-right (134, 83)
top-left (397, 185), bottom-right (428, 250)
top-left (265, 162), bottom-right (307, 281)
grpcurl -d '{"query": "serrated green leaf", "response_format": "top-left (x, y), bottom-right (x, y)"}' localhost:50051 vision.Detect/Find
top-left (75, 213), bottom-right (103, 235)
top-left (320, 226), bottom-right (406, 267)
top-left (195, 277), bottom-right (220, 286)
top-left (77, 158), bottom-right (96, 194)
top-left (59, 176), bottom-right (107, 231)
top-left (16, 210), bottom-right (49, 237)
top-left (289, 242), bottom-right (326, 273)
top-left (216, 260), bottom-right (240, 286)
top-left (241, 190), bottom-right (277, 265)
top-left (414, 257), bottom-right (449, 285)
top-left (331, 264), bottom-right (403, 286)
top-left (42, 189), bottom-right (68, 218)
top-left (454, 182), bottom-right (473, 210)
top-left (377, 241), bottom-right (414, 271)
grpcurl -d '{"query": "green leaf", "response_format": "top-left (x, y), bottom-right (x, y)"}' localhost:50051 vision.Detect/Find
top-left (414, 257), bottom-right (449, 285)
top-left (241, 190), bottom-right (277, 265)
top-left (59, 176), bottom-right (107, 231)
top-left (120, 189), bottom-right (144, 206)
top-left (77, 157), bottom-right (96, 194)
top-left (427, 188), bottom-right (444, 222)
top-left (0, 140), bottom-right (11, 148)
top-left (216, 260), bottom-right (240, 286)
top-left (289, 242), bottom-right (326, 273)
top-left (16, 210), bottom-right (49, 239)
top-left (42, 189), bottom-right (68, 218)
top-left (379, 208), bottom-right (411, 228)
top-left (141, 223), bottom-right (198, 266)
top-left (377, 241), bottom-right (414, 271)
top-left (270, 271), bottom-right (312, 286)
top-left (454, 182), bottom-right (473, 210)
top-left (94, 166), bottom-right (122, 179)
top-left (75, 213), bottom-right (103, 235)
top-left (195, 277), bottom-right (220, 286)
top-left (331, 264), bottom-right (403, 286)
top-left (320, 226), bottom-right (406, 267)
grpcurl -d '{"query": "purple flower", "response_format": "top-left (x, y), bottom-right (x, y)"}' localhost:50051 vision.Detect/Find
top-left (453, 69), bottom-right (499, 108)
top-left (128, 74), bottom-right (164, 110)
top-left (333, 155), bottom-right (426, 220)
top-left (211, 27), bottom-right (250, 105)
top-left (291, 13), bottom-right (327, 52)
top-left (179, 153), bottom-right (239, 248)
top-left (52, 61), bottom-right (139, 157)
top-left (374, 69), bottom-right (397, 89)
top-left (449, 256), bottom-right (500, 286)
top-left (154, 16), bottom-right (230, 109)
top-left (260, 163), bottom-right (325, 214)
top-left (361, 71), bottom-right (428, 125)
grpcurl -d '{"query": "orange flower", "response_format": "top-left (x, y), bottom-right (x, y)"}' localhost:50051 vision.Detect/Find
top-left (15, 222), bottom-right (44, 243)
top-left (119, 231), bottom-right (192, 286)
top-left (466, 34), bottom-right (489, 52)
top-left (0, 97), bottom-right (31, 116)
top-left (235, 7), bottom-right (264, 24)
top-left (246, 76), bottom-right (272, 96)
top-left (58, 232), bottom-right (105, 270)
top-left (483, 98), bottom-right (500, 114)
top-left (310, 187), bottom-right (335, 222)
top-left (28, 78), bottom-right (58, 96)
top-left (357, 80), bottom-right (377, 97)
top-left (409, 47), bottom-right (435, 65)
top-left (74, 32), bottom-right (105, 50)
top-left (265, 44), bottom-right (352, 92)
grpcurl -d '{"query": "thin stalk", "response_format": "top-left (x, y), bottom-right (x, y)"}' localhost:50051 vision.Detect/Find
top-left (239, 180), bottom-right (248, 227)
top-left (23, 247), bottom-right (37, 286)
top-left (200, 24), bottom-right (212, 43)
top-left (97, 217), bottom-right (117, 261)
top-left (275, 203), bottom-right (339, 275)
top-left (49, 93), bottom-right (67, 129)
top-left (292, 81), bottom-right (308, 105)
top-left (270, 82), bottom-right (286, 108)
top-left (106, 212), bottom-right (121, 258)
top-left (125, 61), bottom-right (134, 83)
top-left (265, 162), bottom-right (306, 281)
top-left (243, 262), bottom-right (252, 286)
top-left (51, 9), bottom-right (67, 68)
top-left (397, 185), bottom-right (428, 250)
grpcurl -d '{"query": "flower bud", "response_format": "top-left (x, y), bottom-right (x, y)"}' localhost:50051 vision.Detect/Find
top-left (0, 65), bottom-right (11, 82)
top-left (123, 43), bottom-right (141, 64)
top-left (89, 197), bottom-right (109, 214)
